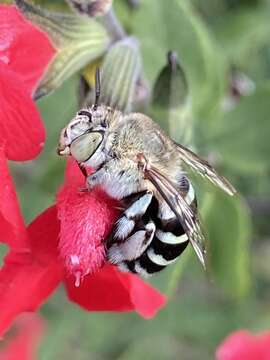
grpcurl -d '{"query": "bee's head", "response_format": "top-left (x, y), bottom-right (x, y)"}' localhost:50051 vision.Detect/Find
top-left (58, 68), bottom-right (109, 164)
top-left (57, 104), bottom-right (110, 163)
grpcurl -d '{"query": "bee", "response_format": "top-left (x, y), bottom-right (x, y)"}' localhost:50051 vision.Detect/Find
top-left (57, 69), bottom-right (236, 276)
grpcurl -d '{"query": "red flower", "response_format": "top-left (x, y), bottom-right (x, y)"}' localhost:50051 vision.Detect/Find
top-left (0, 5), bottom-right (55, 161)
top-left (0, 3), bottom-right (165, 339)
top-left (0, 314), bottom-right (45, 360)
top-left (216, 330), bottom-right (270, 360)
top-left (57, 160), bottom-right (120, 280)
top-left (0, 152), bottom-right (166, 336)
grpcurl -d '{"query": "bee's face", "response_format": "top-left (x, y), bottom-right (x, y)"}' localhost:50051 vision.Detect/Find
top-left (58, 105), bottom-right (108, 163)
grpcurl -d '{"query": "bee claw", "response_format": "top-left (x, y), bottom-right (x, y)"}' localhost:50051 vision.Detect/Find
top-left (78, 186), bottom-right (90, 193)
top-left (114, 205), bottom-right (126, 211)
top-left (77, 162), bottom-right (88, 178)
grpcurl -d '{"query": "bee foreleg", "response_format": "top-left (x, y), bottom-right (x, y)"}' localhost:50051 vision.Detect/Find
top-left (77, 162), bottom-right (87, 178)
top-left (86, 159), bottom-right (143, 199)
top-left (86, 168), bottom-right (106, 190)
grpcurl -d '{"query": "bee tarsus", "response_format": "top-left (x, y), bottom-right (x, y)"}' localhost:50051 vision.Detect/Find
top-left (77, 162), bottom-right (88, 178)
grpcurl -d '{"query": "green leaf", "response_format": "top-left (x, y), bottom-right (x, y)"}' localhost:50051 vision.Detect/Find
top-left (15, 0), bottom-right (110, 98)
top-left (166, 247), bottom-right (191, 297)
top-left (207, 82), bottom-right (270, 175)
top-left (100, 37), bottom-right (142, 112)
top-left (214, 6), bottom-right (270, 67)
top-left (132, 0), bottom-right (226, 120)
top-left (202, 191), bottom-right (251, 299)
top-left (117, 336), bottom-right (203, 360)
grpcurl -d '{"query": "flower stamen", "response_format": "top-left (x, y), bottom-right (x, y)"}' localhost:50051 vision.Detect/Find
top-left (75, 271), bottom-right (82, 288)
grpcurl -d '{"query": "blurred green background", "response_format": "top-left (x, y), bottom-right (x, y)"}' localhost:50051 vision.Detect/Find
top-left (2, 0), bottom-right (270, 358)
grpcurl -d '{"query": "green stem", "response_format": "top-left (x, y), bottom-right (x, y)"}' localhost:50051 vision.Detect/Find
top-left (101, 8), bottom-right (126, 41)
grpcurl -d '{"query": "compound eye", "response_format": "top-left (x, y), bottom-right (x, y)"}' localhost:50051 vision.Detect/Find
top-left (77, 110), bottom-right (92, 120)
top-left (70, 132), bottom-right (103, 162)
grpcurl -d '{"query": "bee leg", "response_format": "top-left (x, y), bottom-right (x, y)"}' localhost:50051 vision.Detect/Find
top-left (107, 191), bottom-right (154, 263)
top-left (109, 191), bottom-right (153, 243)
top-left (86, 168), bottom-right (106, 190)
top-left (119, 187), bottom-right (193, 278)
top-left (135, 179), bottom-right (195, 274)
top-left (77, 162), bottom-right (88, 178)
top-left (107, 220), bottom-right (156, 264)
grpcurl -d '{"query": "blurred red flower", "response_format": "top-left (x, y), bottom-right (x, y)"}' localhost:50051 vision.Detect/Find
top-left (0, 152), bottom-right (166, 336)
top-left (216, 330), bottom-right (270, 360)
top-left (0, 5), bottom-right (55, 161)
top-left (0, 314), bottom-right (45, 360)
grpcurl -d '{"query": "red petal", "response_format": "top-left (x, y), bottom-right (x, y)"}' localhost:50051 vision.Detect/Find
top-left (28, 206), bottom-right (60, 264)
top-left (0, 5), bottom-right (55, 92)
top-left (116, 269), bottom-right (167, 318)
top-left (0, 252), bottom-right (62, 337)
top-left (216, 330), bottom-right (270, 360)
top-left (64, 264), bottom-right (166, 317)
top-left (0, 63), bottom-right (45, 161)
top-left (0, 207), bottom-right (63, 336)
top-left (0, 148), bottom-right (28, 249)
top-left (57, 159), bottom-right (119, 279)
top-left (0, 313), bottom-right (45, 360)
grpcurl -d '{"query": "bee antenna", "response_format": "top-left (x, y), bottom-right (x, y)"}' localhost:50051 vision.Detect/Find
top-left (93, 67), bottom-right (101, 110)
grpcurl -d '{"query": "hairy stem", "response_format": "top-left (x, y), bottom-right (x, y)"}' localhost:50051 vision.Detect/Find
top-left (100, 8), bottom-right (126, 42)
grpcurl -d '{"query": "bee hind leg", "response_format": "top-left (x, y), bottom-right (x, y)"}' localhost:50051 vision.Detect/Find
top-left (108, 191), bottom-right (153, 243)
top-left (106, 191), bottom-right (155, 264)
top-left (107, 220), bottom-right (156, 264)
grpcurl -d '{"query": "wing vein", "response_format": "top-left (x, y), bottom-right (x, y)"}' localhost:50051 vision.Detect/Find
top-left (174, 142), bottom-right (237, 196)
top-left (144, 164), bottom-right (206, 268)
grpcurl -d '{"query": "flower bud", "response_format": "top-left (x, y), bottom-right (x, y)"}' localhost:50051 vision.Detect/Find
top-left (151, 51), bottom-right (192, 145)
top-left (100, 37), bottom-right (142, 113)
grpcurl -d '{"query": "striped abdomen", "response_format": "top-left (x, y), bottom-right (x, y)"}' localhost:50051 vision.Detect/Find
top-left (110, 177), bottom-right (197, 277)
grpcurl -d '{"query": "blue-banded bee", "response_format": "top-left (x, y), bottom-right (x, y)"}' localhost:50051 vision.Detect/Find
top-left (58, 70), bottom-right (236, 276)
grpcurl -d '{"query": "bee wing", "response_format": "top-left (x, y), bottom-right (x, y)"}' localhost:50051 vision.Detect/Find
top-left (174, 142), bottom-right (236, 196)
top-left (144, 164), bottom-right (206, 268)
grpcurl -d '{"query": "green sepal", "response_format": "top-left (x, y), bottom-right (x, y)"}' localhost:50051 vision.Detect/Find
top-left (15, 0), bottom-right (110, 98)
top-left (99, 37), bottom-right (142, 112)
